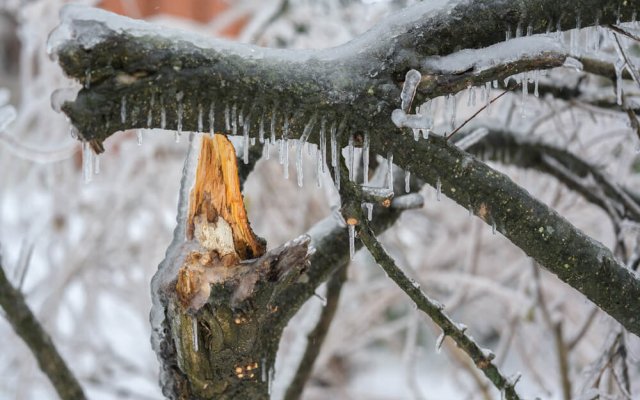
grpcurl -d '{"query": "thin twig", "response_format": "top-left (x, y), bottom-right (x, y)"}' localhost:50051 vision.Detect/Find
top-left (446, 88), bottom-right (513, 141)
top-left (283, 265), bottom-right (348, 400)
top-left (0, 261), bottom-right (86, 400)
top-left (608, 25), bottom-right (640, 43)
top-left (354, 213), bottom-right (522, 399)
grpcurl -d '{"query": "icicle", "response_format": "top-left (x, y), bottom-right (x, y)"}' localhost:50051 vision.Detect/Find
top-left (192, 316), bottom-right (199, 352)
top-left (197, 103), bottom-right (203, 132)
top-left (435, 333), bottom-right (445, 354)
top-left (405, 171), bottom-right (411, 193)
top-left (515, 22), bottom-right (522, 38)
top-left (387, 153), bottom-right (394, 191)
top-left (224, 104), bottom-right (230, 132)
top-left (258, 114), bottom-right (265, 143)
top-left (334, 157), bottom-right (341, 191)
top-left (467, 86), bottom-right (476, 107)
top-left (365, 203), bottom-right (373, 220)
top-left (208, 102), bottom-right (215, 136)
top-left (316, 148), bottom-right (323, 188)
top-left (296, 115), bottom-right (318, 187)
top-left (492, 80), bottom-right (498, 89)
top-left (520, 73), bottom-right (528, 118)
top-left (136, 129), bottom-right (143, 145)
top-left (279, 138), bottom-right (285, 165)
top-left (243, 116), bottom-right (250, 165)
top-left (330, 121), bottom-right (338, 168)
top-left (284, 139), bottom-right (289, 179)
top-left (447, 94), bottom-right (457, 132)
top-left (270, 109), bottom-right (277, 144)
top-left (615, 58), bottom-right (625, 105)
top-left (160, 98), bottom-right (166, 129)
top-left (527, 24), bottom-right (533, 36)
top-left (363, 132), bottom-right (370, 185)
top-left (492, 220), bottom-right (497, 235)
top-left (348, 224), bottom-right (356, 260)
top-left (265, 140), bottom-right (270, 160)
top-left (570, 16), bottom-right (581, 55)
top-left (93, 153), bottom-right (100, 175)
top-left (84, 69), bottom-right (91, 89)
top-left (120, 96), bottom-right (127, 124)
top-left (147, 93), bottom-right (155, 128)
top-left (320, 117), bottom-right (327, 173)
top-left (533, 70), bottom-right (540, 97)
top-left (82, 141), bottom-right (93, 184)
top-left (401, 69), bottom-right (422, 112)
top-left (436, 177), bottom-right (441, 201)
top-left (231, 104), bottom-right (237, 136)
top-left (238, 108), bottom-right (244, 127)
top-left (268, 367), bottom-right (274, 395)
top-left (348, 134), bottom-right (355, 181)
top-left (176, 92), bottom-right (184, 135)
top-left (505, 24), bottom-right (512, 41)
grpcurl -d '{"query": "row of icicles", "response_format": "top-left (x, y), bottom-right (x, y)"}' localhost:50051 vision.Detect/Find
top-left (71, 16), bottom-right (640, 268)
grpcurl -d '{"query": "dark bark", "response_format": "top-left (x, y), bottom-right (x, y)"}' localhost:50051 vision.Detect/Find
top-left (0, 262), bottom-right (86, 400)
top-left (47, 0), bottom-right (640, 397)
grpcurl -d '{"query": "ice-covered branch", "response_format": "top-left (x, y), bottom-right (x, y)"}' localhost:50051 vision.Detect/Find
top-left (0, 261), bottom-right (86, 400)
top-left (345, 200), bottom-right (521, 399)
top-left (459, 127), bottom-right (640, 223)
top-left (393, 134), bottom-right (640, 337)
top-left (50, 1), bottom-right (638, 149)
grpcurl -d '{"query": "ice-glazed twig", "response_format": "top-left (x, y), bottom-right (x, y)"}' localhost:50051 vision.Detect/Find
top-left (356, 219), bottom-right (522, 400)
top-left (0, 260), bottom-right (86, 400)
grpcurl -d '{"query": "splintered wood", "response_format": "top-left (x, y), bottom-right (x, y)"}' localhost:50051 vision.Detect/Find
top-left (176, 135), bottom-right (266, 309)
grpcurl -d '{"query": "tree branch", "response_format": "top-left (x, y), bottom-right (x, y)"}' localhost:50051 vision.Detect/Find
top-left (0, 261), bottom-right (86, 400)
top-left (342, 191), bottom-right (521, 399)
top-left (283, 265), bottom-right (347, 400)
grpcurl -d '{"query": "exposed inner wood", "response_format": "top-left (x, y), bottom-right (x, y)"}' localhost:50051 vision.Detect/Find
top-left (177, 134), bottom-right (266, 309)
top-left (187, 134), bottom-right (265, 260)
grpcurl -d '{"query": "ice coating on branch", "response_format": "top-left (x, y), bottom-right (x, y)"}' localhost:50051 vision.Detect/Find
top-left (150, 134), bottom-right (200, 384)
top-left (454, 127), bottom-right (489, 150)
top-left (391, 109), bottom-right (432, 130)
top-left (563, 57), bottom-right (583, 71)
top-left (423, 36), bottom-right (564, 75)
top-left (51, 88), bottom-right (78, 114)
top-left (401, 69), bottom-right (421, 112)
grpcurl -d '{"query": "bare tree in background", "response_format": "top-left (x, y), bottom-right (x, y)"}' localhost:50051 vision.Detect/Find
top-left (3, 0), bottom-right (640, 399)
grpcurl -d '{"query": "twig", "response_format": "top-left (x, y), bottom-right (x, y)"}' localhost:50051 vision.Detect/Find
top-left (608, 24), bottom-right (640, 43)
top-left (446, 89), bottom-right (512, 141)
top-left (354, 212), bottom-right (522, 400)
top-left (0, 261), bottom-right (86, 400)
top-left (283, 265), bottom-right (348, 400)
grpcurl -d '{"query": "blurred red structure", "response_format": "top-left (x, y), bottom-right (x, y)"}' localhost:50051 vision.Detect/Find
top-left (99, 0), bottom-right (248, 37)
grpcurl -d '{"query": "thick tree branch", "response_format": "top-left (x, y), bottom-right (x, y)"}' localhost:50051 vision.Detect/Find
top-left (50, 1), bottom-right (639, 149)
top-left (0, 262), bottom-right (86, 400)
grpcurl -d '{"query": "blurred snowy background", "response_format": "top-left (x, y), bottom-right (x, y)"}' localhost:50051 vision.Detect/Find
top-left (1, 0), bottom-right (640, 399)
